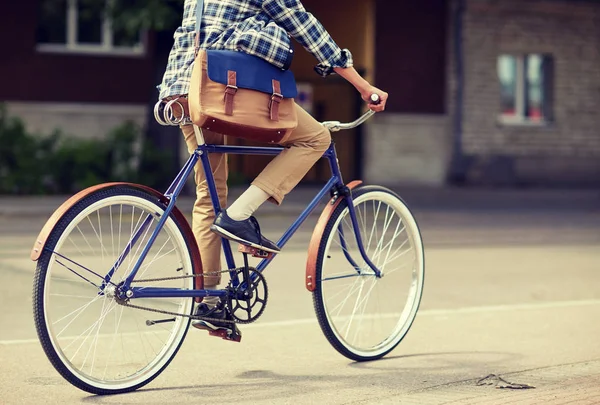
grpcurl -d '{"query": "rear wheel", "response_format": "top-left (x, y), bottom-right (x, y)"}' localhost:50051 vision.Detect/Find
top-left (313, 185), bottom-right (424, 361)
top-left (33, 186), bottom-right (195, 394)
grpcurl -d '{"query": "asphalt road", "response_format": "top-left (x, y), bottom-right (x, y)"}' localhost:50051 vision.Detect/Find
top-left (1, 194), bottom-right (599, 404)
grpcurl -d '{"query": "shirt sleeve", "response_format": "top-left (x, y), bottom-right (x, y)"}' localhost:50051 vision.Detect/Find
top-left (262, 0), bottom-right (353, 76)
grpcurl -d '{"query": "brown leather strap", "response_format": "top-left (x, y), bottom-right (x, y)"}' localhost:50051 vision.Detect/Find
top-left (224, 70), bottom-right (237, 116)
top-left (270, 80), bottom-right (283, 121)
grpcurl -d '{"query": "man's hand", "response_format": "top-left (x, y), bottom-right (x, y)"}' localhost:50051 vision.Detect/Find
top-left (333, 66), bottom-right (388, 113)
top-left (360, 86), bottom-right (388, 112)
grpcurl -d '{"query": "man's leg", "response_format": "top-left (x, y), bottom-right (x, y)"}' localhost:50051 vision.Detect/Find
top-left (181, 125), bottom-right (228, 291)
top-left (251, 104), bottom-right (331, 205)
top-left (212, 104), bottom-right (331, 250)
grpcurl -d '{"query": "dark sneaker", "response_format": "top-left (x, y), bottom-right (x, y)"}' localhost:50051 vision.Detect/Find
top-left (210, 211), bottom-right (280, 253)
top-left (192, 303), bottom-right (234, 330)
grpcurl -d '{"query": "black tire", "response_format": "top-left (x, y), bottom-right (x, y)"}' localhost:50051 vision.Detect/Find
top-left (312, 185), bottom-right (425, 361)
top-left (33, 185), bottom-right (195, 395)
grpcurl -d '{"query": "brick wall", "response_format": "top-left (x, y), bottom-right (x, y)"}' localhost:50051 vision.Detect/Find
top-left (456, 0), bottom-right (600, 185)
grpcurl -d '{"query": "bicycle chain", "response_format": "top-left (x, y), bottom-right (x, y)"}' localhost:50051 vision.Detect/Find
top-left (115, 267), bottom-right (253, 325)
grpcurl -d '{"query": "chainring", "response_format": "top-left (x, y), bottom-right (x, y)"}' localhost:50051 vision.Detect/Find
top-left (227, 268), bottom-right (268, 324)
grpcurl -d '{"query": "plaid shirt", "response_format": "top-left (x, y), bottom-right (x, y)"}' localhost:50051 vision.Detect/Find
top-left (158, 0), bottom-right (353, 99)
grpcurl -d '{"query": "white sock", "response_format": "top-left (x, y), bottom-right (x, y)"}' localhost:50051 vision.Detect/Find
top-left (203, 287), bottom-right (219, 308)
top-left (227, 185), bottom-right (270, 221)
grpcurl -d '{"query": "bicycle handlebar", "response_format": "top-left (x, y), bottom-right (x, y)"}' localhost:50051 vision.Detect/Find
top-left (321, 110), bottom-right (376, 133)
top-left (321, 94), bottom-right (380, 132)
top-left (153, 94), bottom-right (381, 130)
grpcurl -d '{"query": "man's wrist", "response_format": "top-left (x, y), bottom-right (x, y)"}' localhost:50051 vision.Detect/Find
top-left (334, 66), bottom-right (370, 93)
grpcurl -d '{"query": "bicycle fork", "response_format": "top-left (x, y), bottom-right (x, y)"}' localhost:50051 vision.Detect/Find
top-left (337, 189), bottom-right (383, 279)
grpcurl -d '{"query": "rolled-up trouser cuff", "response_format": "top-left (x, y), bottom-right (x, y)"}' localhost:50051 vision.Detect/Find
top-left (251, 179), bottom-right (284, 205)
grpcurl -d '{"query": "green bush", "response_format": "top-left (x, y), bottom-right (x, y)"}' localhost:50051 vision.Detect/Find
top-left (0, 105), bottom-right (173, 194)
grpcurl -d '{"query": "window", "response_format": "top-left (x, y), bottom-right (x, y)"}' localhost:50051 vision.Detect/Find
top-left (497, 54), bottom-right (553, 124)
top-left (37, 0), bottom-right (144, 55)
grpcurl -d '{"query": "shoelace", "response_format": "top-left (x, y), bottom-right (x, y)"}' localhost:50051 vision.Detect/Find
top-left (248, 216), bottom-right (262, 243)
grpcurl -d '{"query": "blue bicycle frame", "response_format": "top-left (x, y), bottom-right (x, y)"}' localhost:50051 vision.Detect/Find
top-left (109, 138), bottom-right (381, 301)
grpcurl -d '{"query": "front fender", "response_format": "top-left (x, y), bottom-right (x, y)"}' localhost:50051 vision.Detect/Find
top-left (30, 182), bottom-right (204, 290)
top-left (305, 181), bottom-right (362, 292)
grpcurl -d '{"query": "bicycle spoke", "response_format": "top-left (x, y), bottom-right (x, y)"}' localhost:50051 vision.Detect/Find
top-left (54, 293), bottom-right (103, 334)
top-left (365, 200), bottom-right (382, 254)
top-left (87, 298), bottom-right (117, 376)
top-left (123, 214), bottom-right (155, 280)
top-left (330, 276), bottom-right (363, 318)
top-left (342, 278), bottom-right (366, 340)
top-left (76, 224), bottom-right (97, 257)
top-left (110, 206), bottom-right (115, 260)
top-left (373, 222), bottom-right (405, 266)
top-left (371, 206), bottom-right (395, 263)
top-left (68, 236), bottom-right (88, 261)
top-left (380, 242), bottom-right (412, 268)
top-left (72, 297), bottom-right (112, 366)
top-left (379, 262), bottom-right (411, 277)
top-left (50, 293), bottom-right (99, 299)
top-left (80, 297), bottom-right (115, 373)
top-left (103, 304), bottom-right (125, 380)
top-left (136, 242), bottom-right (175, 281)
top-left (118, 204), bottom-right (123, 266)
top-left (323, 279), bottom-right (357, 302)
top-left (351, 277), bottom-right (378, 345)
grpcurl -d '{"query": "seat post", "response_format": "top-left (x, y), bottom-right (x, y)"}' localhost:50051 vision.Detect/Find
top-left (193, 125), bottom-right (206, 146)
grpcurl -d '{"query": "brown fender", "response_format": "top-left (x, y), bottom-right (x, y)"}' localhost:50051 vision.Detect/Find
top-left (30, 182), bottom-right (204, 291)
top-left (305, 180), bottom-right (362, 292)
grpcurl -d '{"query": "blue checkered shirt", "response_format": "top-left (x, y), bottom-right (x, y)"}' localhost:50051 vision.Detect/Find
top-left (158, 0), bottom-right (353, 100)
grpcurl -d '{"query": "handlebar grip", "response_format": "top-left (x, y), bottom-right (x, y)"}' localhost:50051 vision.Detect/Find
top-left (370, 94), bottom-right (381, 105)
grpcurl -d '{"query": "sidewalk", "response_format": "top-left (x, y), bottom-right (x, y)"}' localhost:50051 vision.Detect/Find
top-left (0, 185), bottom-right (598, 218)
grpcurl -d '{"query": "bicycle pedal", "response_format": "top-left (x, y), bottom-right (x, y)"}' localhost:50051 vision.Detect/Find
top-left (208, 328), bottom-right (242, 342)
top-left (237, 244), bottom-right (274, 259)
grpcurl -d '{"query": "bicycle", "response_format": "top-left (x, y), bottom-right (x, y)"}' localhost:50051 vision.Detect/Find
top-left (30, 97), bottom-right (425, 395)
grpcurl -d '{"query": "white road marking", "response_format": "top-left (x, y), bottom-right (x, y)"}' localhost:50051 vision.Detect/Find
top-left (3, 299), bottom-right (600, 346)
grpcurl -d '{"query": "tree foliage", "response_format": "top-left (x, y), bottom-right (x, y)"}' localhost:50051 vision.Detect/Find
top-left (42, 0), bottom-right (185, 35)
top-left (107, 0), bottom-right (185, 34)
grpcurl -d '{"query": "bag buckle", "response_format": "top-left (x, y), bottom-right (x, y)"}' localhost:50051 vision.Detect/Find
top-left (225, 84), bottom-right (238, 95)
top-left (271, 92), bottom-right (283, 103)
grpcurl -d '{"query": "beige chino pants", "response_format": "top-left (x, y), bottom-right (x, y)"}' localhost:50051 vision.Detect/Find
top-left (181, 104), bottom-right (331, 285)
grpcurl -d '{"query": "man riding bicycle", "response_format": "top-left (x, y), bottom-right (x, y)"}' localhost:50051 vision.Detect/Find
top-left (158, 0), bottom-right (388, 334)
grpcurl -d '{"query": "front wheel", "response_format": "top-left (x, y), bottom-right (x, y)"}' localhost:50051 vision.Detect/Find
top-left (32, 186), bottom-right (196, 394)
top-left (313, 185), bottom-right (425, 361)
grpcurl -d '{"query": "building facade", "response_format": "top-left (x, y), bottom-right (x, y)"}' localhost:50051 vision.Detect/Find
top-left (367, 0), bottom-right (600, 187)
top-left (0, 0), bottom-right (155, 139)
top-left (2, 0), bottom-right (599, 186)
top-left (455, 0), bottom-right (600, 186)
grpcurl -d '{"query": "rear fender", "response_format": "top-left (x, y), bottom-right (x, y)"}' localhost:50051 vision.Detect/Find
top-left (305, 181), bottom-right (362, 292)
top-left (30, 182), bottom-right (204, 291)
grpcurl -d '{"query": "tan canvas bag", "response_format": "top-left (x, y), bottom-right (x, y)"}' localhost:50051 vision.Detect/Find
top-left (188, 50), bottom-right (298, 144)
top-left (187, 0), bottom-right (298, 144)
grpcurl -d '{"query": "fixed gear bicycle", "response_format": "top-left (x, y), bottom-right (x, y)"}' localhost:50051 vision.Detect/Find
top-left (31, 98), bottom-right (425, 395)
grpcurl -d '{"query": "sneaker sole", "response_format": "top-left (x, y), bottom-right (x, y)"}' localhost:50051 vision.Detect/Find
top-left (192, 320), bottom-right (225, 331)
top-left (210, 224), bottom-right (280, 253)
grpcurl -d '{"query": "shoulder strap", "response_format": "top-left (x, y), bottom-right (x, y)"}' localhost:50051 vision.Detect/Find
top-left (194, 0), bottom-right (204, 51)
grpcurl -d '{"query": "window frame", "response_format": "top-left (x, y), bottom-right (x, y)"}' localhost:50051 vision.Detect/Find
top-left (37, 0), bottom-right (145, 57)
top-left (497, 54), bottom-right (553, 126)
